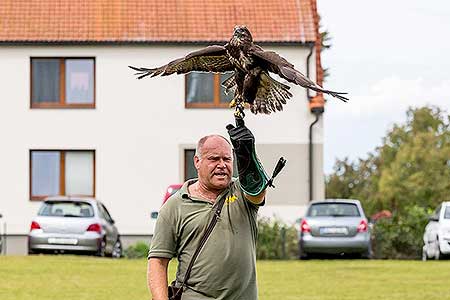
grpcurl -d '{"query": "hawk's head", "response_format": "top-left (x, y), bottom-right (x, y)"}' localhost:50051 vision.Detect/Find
top-left (232, 25), bottom-right (253, 44)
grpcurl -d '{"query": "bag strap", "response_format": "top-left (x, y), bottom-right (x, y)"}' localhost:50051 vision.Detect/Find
top-left (177, 194), bottom-right (226, 290)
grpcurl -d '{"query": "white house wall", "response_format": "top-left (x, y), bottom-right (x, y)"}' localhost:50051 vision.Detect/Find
top-left (0, 44), bottom-right (324, 240)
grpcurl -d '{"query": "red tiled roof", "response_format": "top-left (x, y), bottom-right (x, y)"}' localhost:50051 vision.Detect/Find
top-left (0, 0), bottom-right (317, 43)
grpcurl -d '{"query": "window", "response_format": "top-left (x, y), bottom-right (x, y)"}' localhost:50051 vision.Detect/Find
top-left (31, 58), bottom-right (95, 108)
top-left (445, 206), bottom-right (450, 219)
top-left (98, 203), bottom-right (114, 223)
top-left (185, 72), bottom-right (234, 108)
top-left (184, 149), bottom-right (198, 181)
top-left (38, 201), bottom-right (94, 218)
top-left (30, 150), bottom-right (95, 200)
top-left (308, 203), bottom-right (361, 217)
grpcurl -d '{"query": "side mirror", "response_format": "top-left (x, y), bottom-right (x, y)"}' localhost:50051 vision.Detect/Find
top-left (110, 219), bottom-right (115, 224)
top-left (151, 211), bottom-right (159, 219)
top-left (429, 215), bottom-right (439, 222)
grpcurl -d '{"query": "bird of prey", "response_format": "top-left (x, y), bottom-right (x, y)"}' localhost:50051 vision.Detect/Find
top-left (129, 25), bottom-right (348, 116)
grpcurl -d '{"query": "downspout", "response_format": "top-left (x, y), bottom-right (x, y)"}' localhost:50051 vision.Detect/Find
top-left (308, 0), bottom-right (325, 202)
top-left (306, 44), bottom-right (314, 101)
top-left (308, 110), bottom-right (321, 201)
top-left (306, 43), bottom-right (318, 202)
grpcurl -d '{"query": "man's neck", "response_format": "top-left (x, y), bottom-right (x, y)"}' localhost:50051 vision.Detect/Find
top-left (189, 181), bottom-right (224, 202)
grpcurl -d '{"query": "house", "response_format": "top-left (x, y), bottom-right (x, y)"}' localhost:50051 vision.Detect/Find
top-left (0, 0), bottom-right (326, 255)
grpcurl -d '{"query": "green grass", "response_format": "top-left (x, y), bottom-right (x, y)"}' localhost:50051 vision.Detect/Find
top-left (1, 256), bottom-right (450, 300)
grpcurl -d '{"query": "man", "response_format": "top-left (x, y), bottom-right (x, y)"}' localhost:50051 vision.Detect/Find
top-left (148, 122), bottom-right (269, 300)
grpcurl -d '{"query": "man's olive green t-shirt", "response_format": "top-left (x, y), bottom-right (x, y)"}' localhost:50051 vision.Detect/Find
top-left (148, 178), bottom-right (261, 300)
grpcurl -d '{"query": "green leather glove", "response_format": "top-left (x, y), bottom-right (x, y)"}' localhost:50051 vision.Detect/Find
top-left (226, 120), bottom-right (269, 196)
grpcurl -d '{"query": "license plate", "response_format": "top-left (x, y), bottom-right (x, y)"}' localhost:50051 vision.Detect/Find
top-left (320, 227), bottom-right (348, 235)
top-left (48, 238), bottom-right (78, 245)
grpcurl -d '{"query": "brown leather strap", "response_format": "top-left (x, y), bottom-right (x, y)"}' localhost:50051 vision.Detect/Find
top-left (178, 195), bottom-right (226, 291)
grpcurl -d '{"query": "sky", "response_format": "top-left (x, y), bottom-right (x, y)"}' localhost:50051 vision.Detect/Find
top-left (317, 0), bottom-right (450, 174)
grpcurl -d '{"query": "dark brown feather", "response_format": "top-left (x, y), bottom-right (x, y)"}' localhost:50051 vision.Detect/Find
top-left (251, 48), bottom-right (348, 102)
top-left (129, 45), bottom-right (233, 79)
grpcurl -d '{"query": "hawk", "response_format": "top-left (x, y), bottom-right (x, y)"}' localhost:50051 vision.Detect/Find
top-left (129, 25), bottom-right (348, 116)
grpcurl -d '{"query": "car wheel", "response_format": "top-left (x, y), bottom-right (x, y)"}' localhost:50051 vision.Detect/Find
top-left (434, 237), bottom-right (442, 260)
top-left (111, 239), bottom-right (122, 258)
top-left (361, 248), bottom-right (373, 259)
top-left (298, 244), bottom-right (309, 260)
top-left (96, 238), bottom-right (106, 257)
top-left (422, 246), bottom-right (428, 261)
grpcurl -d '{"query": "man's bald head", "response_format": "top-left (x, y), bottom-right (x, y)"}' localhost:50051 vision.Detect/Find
top-left (195, 135), bottom-right (231, 160)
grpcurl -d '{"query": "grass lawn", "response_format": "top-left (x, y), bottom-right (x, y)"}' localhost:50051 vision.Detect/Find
top-left (1, 256), bottom-right (450, 300)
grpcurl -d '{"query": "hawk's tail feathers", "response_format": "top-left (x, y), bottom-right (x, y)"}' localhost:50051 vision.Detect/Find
top-left (251, 73), bottom-right (293, 115)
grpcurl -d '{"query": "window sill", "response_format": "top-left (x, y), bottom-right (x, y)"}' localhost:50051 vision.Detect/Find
top-left (31, 103), bottom-right (95, 109)
top-left (185, 103), bottom-right (230, 109)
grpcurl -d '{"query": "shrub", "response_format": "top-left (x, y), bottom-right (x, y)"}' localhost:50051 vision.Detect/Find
top-left (124, 241), bottom-right (150, 259)
top-left (372, 205), bottom-right (430, 259)
top-left (257, 217), bottom-right (298, 259)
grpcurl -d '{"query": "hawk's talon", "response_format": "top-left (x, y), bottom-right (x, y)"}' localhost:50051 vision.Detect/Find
top-left (234, 103), bottom-right (245, 119)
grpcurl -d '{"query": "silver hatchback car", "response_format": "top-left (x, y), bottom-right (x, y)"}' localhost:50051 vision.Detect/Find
top-left (299, 199), bottom-right (371, 259)
top-left (28, 196), bottom-right (122, 257)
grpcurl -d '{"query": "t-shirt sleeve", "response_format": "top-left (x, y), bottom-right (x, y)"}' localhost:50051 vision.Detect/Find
top-left (148, 209), bottom-right (178, 259)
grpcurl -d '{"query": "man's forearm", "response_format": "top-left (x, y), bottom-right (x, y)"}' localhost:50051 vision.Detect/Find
top-left (244, 189), bottom-right (266, 205)
top-left (148, 257), bottom-right (170, 300)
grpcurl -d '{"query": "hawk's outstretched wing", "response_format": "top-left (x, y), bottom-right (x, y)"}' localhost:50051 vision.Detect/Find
top-left (129, 45), bottom-right (233, 79)
top-left (250, 47), bottom-right (349, 102)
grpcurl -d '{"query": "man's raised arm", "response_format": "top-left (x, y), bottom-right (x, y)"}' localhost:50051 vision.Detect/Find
top-left (226, 120), bottom-right (269, 205)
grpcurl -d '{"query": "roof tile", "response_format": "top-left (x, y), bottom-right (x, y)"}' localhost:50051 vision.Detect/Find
top-left (0, 0), bottom-right (317, 43)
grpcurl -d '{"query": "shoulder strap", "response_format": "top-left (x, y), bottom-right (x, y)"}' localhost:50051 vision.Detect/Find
top-left (180, 195), bottom-right (226, 287)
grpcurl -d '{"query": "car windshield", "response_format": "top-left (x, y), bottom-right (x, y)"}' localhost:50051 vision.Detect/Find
top-left (308, 203), bottom-right (361, 217)
top-left (38, 201), bottom-right (94, 218)
top-left (445, 207), bottom-right (450, 219)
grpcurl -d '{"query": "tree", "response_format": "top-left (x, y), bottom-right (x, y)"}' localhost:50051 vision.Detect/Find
top-left (326, 106), bottom-right (450, 216)
top-left (326, 106), bottom-right (450, 258)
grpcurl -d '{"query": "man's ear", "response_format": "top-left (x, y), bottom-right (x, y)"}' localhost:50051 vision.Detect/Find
top-left (193, 155), bottom-right (200, 170)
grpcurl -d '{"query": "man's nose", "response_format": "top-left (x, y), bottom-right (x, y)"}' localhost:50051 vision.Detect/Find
top-left (217, 159), bottom-right (227, 168)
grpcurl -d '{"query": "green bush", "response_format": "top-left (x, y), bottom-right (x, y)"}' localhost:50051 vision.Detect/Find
top-left (372, 205), bottom-right (430, 259)
top-left (257, 217), bottom-right (298, 259)
top-left (124, 241), bottom-right (150, 259)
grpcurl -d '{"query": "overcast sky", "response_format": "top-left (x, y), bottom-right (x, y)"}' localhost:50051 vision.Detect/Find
top-left (317, 0), bottom-right (450, 174)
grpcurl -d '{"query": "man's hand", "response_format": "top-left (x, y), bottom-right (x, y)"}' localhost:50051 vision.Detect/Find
top-left (226, 120), bottom-right (268, 202)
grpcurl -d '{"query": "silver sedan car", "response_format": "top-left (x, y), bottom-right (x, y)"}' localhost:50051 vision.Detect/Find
top-left (299, 199), bottom-right (371, 259)
top-left (28, 196), bottom-right (122, 257)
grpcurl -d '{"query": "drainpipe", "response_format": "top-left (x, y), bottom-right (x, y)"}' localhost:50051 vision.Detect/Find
top-left (308, 110), bottom-right (321, 201)
top-left (306, 44), bottom-right (314, 101)
top-left (306, 43), bottom-right (325, 202)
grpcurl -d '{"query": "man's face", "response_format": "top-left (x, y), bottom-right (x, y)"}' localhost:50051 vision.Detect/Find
top-left (194, 136), bottom-right (233, 191)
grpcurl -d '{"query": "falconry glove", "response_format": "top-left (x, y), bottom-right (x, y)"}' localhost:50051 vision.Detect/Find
top-left (226, 120), bottom-right (269, 196)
